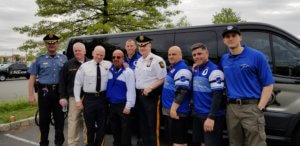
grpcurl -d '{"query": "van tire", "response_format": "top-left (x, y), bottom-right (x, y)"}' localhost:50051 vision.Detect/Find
top-left (292, 125), bottom-right (300, 146)
top-left (0, 74), bottom-right (6, 81)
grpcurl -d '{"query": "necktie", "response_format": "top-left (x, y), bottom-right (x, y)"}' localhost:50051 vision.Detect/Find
top-left (96, 63), bottom-right (101, 92)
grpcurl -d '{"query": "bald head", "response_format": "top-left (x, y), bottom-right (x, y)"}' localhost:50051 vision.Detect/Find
top-left (113, 49), bottom-right (124, 57)
top-left (112, 49), bottom-right (124, 68)
top-left (168, 46), bottom-right (183, 65)
top-left (93, 45), bottom-right (106, 63)
top-left (73, 42), bottom-right (86, 61)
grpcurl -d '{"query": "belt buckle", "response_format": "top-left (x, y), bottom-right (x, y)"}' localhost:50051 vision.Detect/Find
top-left (236, 99), bottom-right (242, 105)
top-left (95, 92), bottom-right (100, 96)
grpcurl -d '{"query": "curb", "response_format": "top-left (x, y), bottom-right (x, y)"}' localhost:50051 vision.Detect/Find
top-left (0, 117), bottom-right (35, 132)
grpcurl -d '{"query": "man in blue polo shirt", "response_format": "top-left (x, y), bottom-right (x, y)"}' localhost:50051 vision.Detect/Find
top-left (191, 43), bottom-right (225, 146)
top-left (220, 25), bottom-right (274, 146)
top-left (161, 46), bottom-right (192, 146)
top-left (106, 49), bottom-right (136, 146)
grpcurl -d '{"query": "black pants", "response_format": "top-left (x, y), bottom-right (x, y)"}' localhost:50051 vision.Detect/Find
top-left (136, 89), bottom-right (159, 146)
top-left (38, 88), bottom-right (65, 146)
top-left (192, 116), bottom-right (225, 146)
top-left (83, 94), bottom-right (108, 146)
top-left (109, 103), bottom-right (133, 146)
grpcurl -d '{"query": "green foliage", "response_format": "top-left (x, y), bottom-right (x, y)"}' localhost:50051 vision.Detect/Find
top-left (212, 8), bottom-right (246, 24)
top-left (0, 98), bottom-right (37, 123)
top-left (14, 0), bottom-right (183, 55)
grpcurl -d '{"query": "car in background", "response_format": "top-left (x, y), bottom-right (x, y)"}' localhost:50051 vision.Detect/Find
top-left (0, 62), bottom-right (30, 81)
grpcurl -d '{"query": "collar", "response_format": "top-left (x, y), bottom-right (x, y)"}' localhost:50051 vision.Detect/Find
top-left (75, 57), bottom-right (88, 64)
top-left (141, 52), bottom-right (153, 61)
top-left (45, 53), bottom-right (58, 59)
top-left (92, 59), bottom-right (102, 65)
top-left (128, 52), bottom-right (137, 60)
top-left (171, 60), bottom-right (184, 69)
top-left (229, 45), bottom-right (248, 58)
top-left (196, 60), bottom-right (210, 70)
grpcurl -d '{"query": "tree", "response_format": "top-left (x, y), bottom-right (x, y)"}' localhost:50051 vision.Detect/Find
top-left (212, 8), bottom-right (246, 24)
top-left (14, 0), bottom-right (182, 52)
top-left (165, 15), bottom-right (191, 28)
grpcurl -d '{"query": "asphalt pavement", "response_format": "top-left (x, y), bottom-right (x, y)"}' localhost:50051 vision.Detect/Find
top-left (0, 78), bottom-right (28, 101)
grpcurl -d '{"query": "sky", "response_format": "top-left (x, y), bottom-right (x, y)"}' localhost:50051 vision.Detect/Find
top-left (0, 0), bottom-right (300, 54)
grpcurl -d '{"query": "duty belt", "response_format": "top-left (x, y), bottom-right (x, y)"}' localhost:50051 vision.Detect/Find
top-left (227, 98), bottom-right (259, 105)
top-left (39, 84), bottom-right (59, 90)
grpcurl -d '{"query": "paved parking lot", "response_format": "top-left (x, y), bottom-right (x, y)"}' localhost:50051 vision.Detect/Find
top-left (0, 78), bottom-right (28, 101)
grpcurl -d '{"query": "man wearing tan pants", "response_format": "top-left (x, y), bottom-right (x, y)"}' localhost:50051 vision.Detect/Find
top-left (219, 25), bottom-right (274, 146)
top-left (59, 42), bottom-right (89, 146)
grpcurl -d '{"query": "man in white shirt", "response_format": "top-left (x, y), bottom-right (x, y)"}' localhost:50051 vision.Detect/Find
top-left (74, 45), bottom-right (112, 146)
top-left (134, 35), bottom-right (167, 146)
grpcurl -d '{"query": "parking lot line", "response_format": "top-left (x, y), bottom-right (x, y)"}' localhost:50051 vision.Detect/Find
top-left (4, 133), bottom-right (39, 146)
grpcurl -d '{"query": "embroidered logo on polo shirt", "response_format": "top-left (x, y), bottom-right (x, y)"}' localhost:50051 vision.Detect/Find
top-left (240, 64), bottom-right (249, 70)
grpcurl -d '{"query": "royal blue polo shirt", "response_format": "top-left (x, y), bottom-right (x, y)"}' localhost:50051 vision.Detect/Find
top-left (220, 45), bottom-right (274, 99)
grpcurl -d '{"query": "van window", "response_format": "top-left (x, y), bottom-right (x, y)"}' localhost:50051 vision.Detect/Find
top-left (146, 33), bottom-right (175, 59)
top-left (272, 35), bottom-right (300, 77)
top-left (241, 32), bottom-right (272, 65)
top-left (175, 31), bottom-right (217, 65)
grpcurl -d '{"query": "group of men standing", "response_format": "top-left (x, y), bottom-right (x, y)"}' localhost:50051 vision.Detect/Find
top-left (28, 25), bottom-right (274, 146)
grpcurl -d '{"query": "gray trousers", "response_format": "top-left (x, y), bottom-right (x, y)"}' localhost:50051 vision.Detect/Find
top-left (226, 104), bottom-right (267, 146)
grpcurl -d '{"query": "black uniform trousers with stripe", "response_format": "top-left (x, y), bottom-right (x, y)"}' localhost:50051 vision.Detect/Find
top-left (136, 89), bottom-right (160, 146)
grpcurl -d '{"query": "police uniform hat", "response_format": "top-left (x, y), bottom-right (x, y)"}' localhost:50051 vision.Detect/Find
top-left (43, 33), bottom-right (60, 44)
top-left (136, 35), bottom-right (152, 47)
top-left (222, 25), bottom-right (241, 37)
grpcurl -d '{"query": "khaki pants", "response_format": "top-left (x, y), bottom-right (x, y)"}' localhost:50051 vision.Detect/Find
top-left (226, 104), bottom-right (266, 146)
top-left (68, 97), bottom-right (87, 146)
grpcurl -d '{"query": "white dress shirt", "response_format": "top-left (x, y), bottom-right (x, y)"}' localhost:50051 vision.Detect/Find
top-left (135, 52), bottom-right (167, 89)
top-left (74, 60), bottom-right (112, 102)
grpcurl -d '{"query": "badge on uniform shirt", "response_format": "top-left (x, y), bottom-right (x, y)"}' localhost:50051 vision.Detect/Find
top-left (159, 61), bottom-right (165, 68)
top-left (147, 57), bottom-right (153, 67)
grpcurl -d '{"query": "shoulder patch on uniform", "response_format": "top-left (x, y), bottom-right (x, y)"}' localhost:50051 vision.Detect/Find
top-left (159, 61), bottom-right (165, 68)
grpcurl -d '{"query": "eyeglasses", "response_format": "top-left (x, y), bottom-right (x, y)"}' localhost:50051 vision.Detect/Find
top-left (112, 56), bottom-right (122, 59)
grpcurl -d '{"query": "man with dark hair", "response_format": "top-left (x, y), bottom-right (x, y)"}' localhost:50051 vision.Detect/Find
top-left (191, 43), bottom-right (225, 146)
top-left (220, 25), bottom-right (274, 146)
top-left (28, 33), bottom-right (67, 146)
top-left (162, 46), bottom-right (192, 146)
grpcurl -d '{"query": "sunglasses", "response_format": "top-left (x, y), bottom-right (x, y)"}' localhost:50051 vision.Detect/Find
top-left (112, 56), bottom-right (122, 59)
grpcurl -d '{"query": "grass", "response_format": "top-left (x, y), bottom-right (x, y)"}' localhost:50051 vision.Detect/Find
top-left (0, 99), bottom-right (37, 124)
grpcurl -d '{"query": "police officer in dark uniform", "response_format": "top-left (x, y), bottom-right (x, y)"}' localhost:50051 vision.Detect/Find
top-left (28, 33), bottom-right (67, 146)
top-left (134, 35), bottom-right (167, 146)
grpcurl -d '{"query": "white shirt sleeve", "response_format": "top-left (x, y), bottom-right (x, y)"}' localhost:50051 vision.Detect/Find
top-left (154, 58), bottom-right (167, 80)
top-left (125, 69), bottom-right (136, 109)
top-left (74, 66), bottom-right (84, 102)
top-left (209, 69), bottom-right (224, 90)
top-left (174, 69), bottom-right (192, 88)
